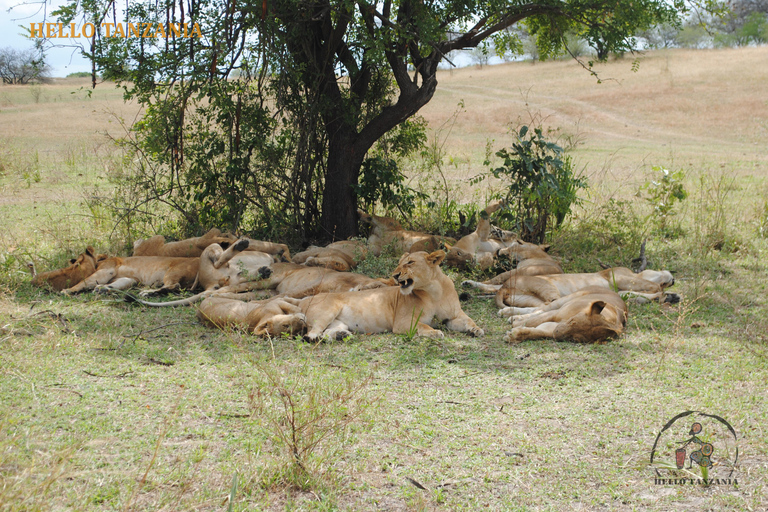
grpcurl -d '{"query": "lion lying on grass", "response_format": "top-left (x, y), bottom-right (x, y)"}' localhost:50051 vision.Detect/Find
top-left (132, 228), bottom-right (237, 257)
top-left (198, 251), bottom-right (484, 341)
top-left (133, 228), bottom-right (292, 261)
top-left (196, 240), bottom-right (277, 291)
top-left (503, 286), bottom-right (628, 344)
top-left (444, 201), bottom-right (518, 270)
top-left (127, 260), bottom-right (393, 307)
top-left (291, 239), bottom-right (369, 272)
top-left (463, 267), bottom-right (678, 308)
top-left (61, 256), bottom-right (201, 296)
top-left (358, 209), bottom-right (447, 256)
top-left (197, 296), bottom-right (307, 336)
top-left (30, 247), bottom-right (108, 291)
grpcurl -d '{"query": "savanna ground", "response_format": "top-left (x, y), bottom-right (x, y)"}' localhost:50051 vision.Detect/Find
top-left (1, 47), bottom-right (768, 510)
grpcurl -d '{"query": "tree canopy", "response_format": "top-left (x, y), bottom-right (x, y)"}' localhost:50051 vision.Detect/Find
top-left (50, 0), bottom-right (723, 241)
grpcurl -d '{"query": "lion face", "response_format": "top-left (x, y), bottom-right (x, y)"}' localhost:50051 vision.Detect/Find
top-left (32, 247), bottom-right (105, 291)
top-left (444, 245), bottom-right (473, 270)
top-left (391, 250), bottom-right (445, 295)
top-left (553, 300), bottom-right (625, 343)
top-left (358, 209), bottom-right (402, 232)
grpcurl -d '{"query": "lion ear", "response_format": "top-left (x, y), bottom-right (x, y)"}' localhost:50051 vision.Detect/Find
top-left (540, 244), bottom-right (551, 252)
top-left (86, 246), bottom-right (95, 257)
top-left (588, 300), bottom-right (607, 316)
top-left (426, 250), bottom-right (446, 266)
top-left (443, 243), bottom-right (453, 251)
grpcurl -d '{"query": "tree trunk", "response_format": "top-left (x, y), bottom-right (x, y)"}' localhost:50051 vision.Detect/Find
top-left (319, 130), bottom-right (365, 241)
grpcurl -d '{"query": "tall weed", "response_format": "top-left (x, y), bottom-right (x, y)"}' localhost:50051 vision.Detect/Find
top-left (248, 356), bottom-right (375, 490)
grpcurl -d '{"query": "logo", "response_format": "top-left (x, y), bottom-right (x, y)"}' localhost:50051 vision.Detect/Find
top-left (30, 22), bottom-right (203, 39)
top-left (650, 410), bottom-right (739, 486)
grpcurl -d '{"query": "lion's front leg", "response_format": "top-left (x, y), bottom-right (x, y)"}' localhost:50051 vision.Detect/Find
top-left (393, 314), bottom-right (445, 339)
top-left (303, 304), bottom-right (345, 342)
top-left (444, 313), bottom-right (484, 337)
top-left (504, 324), bottom-right (556, 344)
top-left (460, 280), bottom-right (501, 294)
top-left (62, 268), bottom-right (116, 294)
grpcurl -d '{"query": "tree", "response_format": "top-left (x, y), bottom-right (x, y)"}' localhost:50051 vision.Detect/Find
top-left (0, 44), bottom-right (52, 85)
top-left (50, 0), bottom-right (716, 241)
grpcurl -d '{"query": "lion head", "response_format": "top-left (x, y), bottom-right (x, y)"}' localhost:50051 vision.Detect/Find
top-left (31, 247), bottom-right (107, 291)
top-left (552, 300), bottom-right (626, 343)
top-left (358, 209), bottom-right (403, 233)
top-left (443, 244), bottom-right (473, 270)
top-left (391, 250), bottom-right (445, 295)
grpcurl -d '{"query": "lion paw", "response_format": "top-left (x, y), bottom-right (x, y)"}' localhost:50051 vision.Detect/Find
top-left (469, 327), bottom-right (484, 337)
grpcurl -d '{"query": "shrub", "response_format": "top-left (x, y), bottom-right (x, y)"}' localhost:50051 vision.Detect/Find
top-left (638, 166), bottom-right (688, 238)
top-left (477, 125), bottom-right (587, 243)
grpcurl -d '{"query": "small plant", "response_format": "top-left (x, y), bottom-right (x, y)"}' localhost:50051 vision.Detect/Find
top-left (401, 308), bottom-right (424, 342)
top-left (250, 359), bottom-right (374, 489)
top-left (476, 125), bottom-right (587, 243)
top-left (758, 199), bottom-right (768, 238)
top-left (638, 166), bottom-right (688, 237)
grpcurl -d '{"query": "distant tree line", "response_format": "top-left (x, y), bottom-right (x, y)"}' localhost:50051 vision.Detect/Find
top-left (462, 0), bottom-right (768, 65)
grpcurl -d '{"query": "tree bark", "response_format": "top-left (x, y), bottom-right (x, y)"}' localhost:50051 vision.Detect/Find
top-left (319, 129), bottom-right (365, 240)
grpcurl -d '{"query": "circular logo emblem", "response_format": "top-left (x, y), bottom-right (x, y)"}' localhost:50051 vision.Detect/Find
top-left (650, 410), bottom-right (738, 482)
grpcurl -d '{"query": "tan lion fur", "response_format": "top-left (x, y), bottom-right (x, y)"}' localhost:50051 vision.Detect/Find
top-left (463, 267), bottom-right (677, 308)
top-left (291, 239), bottom-right (369, 272)
top-left (293, 250), bottom-right (484, 341)
top-left (196, 240), bottom-right (277, 291)
top-left (30, 247), bottom-right (108, 291)
top-left (132, 228), bottom-right (238, 257)
top-left (444, 201), bottom-right (518, 270)
top-left (503, 286), bottom-right (628, 344)
top-left (62, 256), bottom-right (200, 295)
top-left (196, 296), bottom-right (306, 336)
top-left (358, 209), bottom-right (447, 256)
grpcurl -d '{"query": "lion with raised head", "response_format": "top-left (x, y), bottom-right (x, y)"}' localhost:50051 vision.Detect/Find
top-left (30, 247), bottom-right (108, 291)
top-left (294, 250), bottom-right (484, 341)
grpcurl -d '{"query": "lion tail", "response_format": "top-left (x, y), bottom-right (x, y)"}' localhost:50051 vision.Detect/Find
top-left (123, 290), bottom-right (211, 307)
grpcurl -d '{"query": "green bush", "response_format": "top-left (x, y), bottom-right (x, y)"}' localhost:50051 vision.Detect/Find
top-left (477, 125), bottom-right (587, 243)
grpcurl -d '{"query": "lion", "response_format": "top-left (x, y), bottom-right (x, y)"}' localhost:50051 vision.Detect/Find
top-left (61, 256), bottom-right (200, 296)
top-left (132, 228), bottom-right (238, 257)
top-left (463, 267), bottom-right (678, 308)
top-left (358, 209), bottom-right (447, 256)
top-left (291, 239), bottom-right (369, 272)
top-left (196, 239), bottom-right (276, 291)
top-left (197, 296), bottom-right (307, 337)
top-left (444, 201), bottom-right (519, 270)
top-left (30, 247), bottom-right (108, 291)
top-left (124, 260), bottom-right (393, 307)
top-left (132, 228), bottom-right (292, 261)
top-left (503, 286), bottom-right (628, 344)
top-left (293, 250), bottom-right (484, 341)
top-left (475, 241), bottom-right (563, 282)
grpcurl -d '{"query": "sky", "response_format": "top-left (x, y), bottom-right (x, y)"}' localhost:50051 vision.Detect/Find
top-left (0, 0), bottom-right (492, 77)
top-left (2, 0), bottom-right (96, 76)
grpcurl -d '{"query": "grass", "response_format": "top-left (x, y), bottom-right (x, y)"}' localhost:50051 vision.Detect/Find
top-left (2, 48), bottom-right (768, 510)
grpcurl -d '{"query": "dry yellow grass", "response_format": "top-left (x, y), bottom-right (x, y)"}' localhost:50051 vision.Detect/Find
top-left (420, 46), bottom-right (768, 188)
